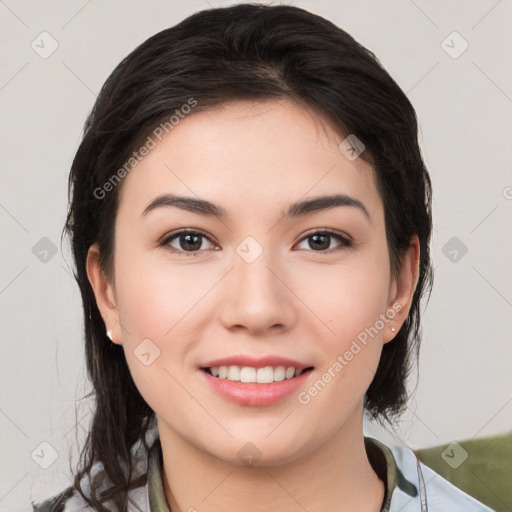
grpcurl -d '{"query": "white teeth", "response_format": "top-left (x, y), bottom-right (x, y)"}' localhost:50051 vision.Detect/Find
top-left (209, 365), bottom-right (308, 383)
top-left (256, 366), bottom-right (274, 384)
top-left (274, 366), bottom-right (286, 381)
top-left (285, 367), bottom-right (295, 379)
top-left (240, 366), bottom-right (256, 383)
top-left (228, 365), bottom-right (240, 381)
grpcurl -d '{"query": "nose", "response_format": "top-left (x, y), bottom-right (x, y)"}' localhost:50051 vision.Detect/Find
top-left (218, 250), bottom-right (297, 336)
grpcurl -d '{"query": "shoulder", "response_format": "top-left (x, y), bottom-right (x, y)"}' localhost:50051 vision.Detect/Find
top-left (30, 428), bottom-right (158, 512)
top-left (383, 438), bottom-right (496, 511)
top-left (31, 486), bottom-right (91, 512)
top-left (31, 420), bottom-right (160, 511)
top-left (418, 462), bottom-right (496, 512)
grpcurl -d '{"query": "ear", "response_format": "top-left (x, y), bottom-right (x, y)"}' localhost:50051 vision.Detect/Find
top-left (86, 243), bottom-right (123, 345)
top-left (383, 235), bottom-right (421, 343)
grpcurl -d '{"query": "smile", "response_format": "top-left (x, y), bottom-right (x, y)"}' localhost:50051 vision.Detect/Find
top-left (200, 357), bottom-right (314, 406)
top-left (204, 365), bottom-right (312, 384)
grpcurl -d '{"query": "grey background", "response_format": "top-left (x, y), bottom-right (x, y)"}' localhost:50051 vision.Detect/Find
top-left (1, 0), bottom-right (511, 509)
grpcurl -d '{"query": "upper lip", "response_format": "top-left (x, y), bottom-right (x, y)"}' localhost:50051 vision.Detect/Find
top-left (200, 355), bottom-right (312, 370)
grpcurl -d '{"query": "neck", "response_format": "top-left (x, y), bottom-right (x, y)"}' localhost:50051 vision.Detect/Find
top-left (159, 411), bottom-right (385, 512)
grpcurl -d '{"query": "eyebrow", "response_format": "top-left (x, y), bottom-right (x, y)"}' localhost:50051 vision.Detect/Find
top-left (141, 193), bottom-right (371, 222)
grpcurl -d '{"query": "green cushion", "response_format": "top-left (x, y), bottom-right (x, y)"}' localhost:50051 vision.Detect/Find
top-left (414, 431), bottom-right (512, 512)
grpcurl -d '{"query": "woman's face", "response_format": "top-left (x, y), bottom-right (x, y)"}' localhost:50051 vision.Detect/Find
top-left (88, 99), bottom-right (418, 465)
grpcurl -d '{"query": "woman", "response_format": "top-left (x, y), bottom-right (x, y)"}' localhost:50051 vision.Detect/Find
top-left (32, 3), bottom-right (495, 511)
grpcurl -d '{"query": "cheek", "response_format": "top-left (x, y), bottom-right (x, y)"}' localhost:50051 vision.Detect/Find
top-left (291, 254), bottom-right (390, 401)
top-left (112, 249), bottom-right (220, 407)
top-left (294, 255), bottom-right (391, 339)
top-left (115, 264), bottom-right (197, 416)
top-left (113, 244), bottom-right (217, 343)
top-left (295, 264), bottom-right (388, 424)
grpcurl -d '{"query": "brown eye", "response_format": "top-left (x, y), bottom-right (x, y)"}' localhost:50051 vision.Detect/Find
top-left (296, 230), bottom-right (352, 252)
top-left (162, 230), bottom-right (215, 255)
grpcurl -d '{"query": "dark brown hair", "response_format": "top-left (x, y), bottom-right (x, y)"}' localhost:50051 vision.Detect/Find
top-left (65, 3), bottom-right (433, 509)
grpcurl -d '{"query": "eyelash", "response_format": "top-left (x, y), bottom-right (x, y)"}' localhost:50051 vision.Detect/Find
top-left (159, 228), bottom-right (353, 257)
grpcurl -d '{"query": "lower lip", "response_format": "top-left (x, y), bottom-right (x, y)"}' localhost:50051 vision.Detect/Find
top-left (200, 369), bottom-right (312, 406)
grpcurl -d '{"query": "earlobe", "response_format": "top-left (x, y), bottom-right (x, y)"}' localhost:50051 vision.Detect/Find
top-left (86, 244), bottom-right (122, 345)
top-left (384, 236), bottom-right (421, 343)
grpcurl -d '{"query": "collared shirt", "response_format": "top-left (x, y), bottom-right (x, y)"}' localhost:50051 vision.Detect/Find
top-left (32, 434), bottom-right (495, 511)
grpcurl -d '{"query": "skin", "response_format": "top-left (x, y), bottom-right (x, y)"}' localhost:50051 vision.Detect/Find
top-left (87, 99), bottom-right (419, 512)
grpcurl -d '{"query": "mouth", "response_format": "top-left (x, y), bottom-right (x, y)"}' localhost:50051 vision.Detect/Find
top-left (202, 365), bottom-right (314, 384)
top-left (199, 356), bottom-right (314, 406)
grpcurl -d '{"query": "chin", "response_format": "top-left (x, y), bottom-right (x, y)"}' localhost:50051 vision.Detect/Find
top-left (203, 430), bottom-right (314, 469)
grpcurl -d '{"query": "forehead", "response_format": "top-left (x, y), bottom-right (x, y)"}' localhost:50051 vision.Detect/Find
top-left (117, 99), bottom-right (383, 223)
